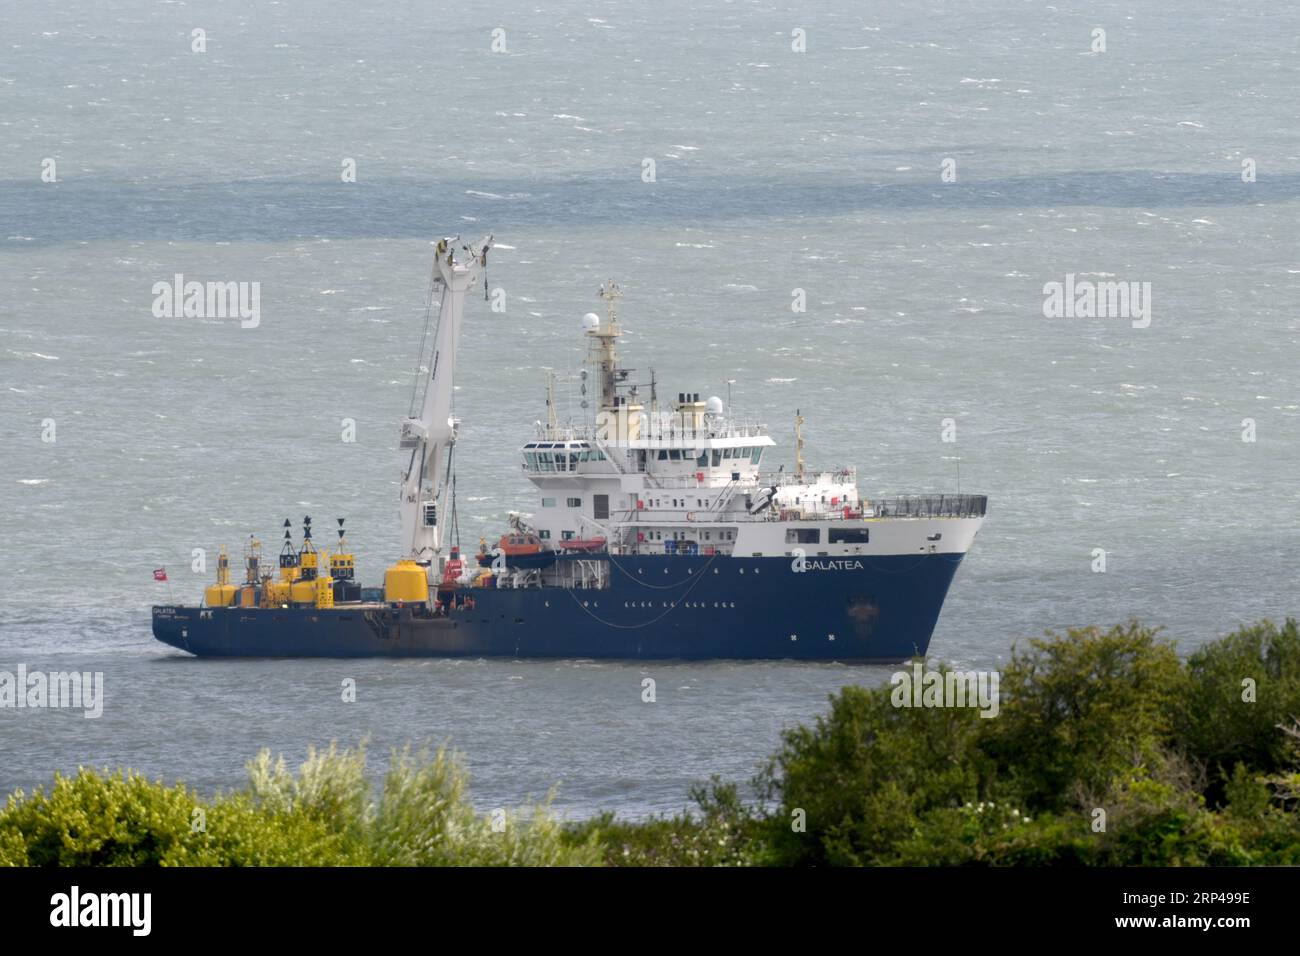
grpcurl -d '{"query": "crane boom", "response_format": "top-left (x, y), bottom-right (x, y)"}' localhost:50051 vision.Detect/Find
top-left (398, 235), bottom-right (493, 572)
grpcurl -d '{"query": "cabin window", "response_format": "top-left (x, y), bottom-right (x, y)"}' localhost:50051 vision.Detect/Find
top-left (786, 528), bottom-right (820, 544)
top-left (541, 498), bottom-right (556, 508)
top-left (561, 530), bottom-right (575, 540)
top-left (567, 497), bottom-right (581, 508)
top-left (538, 530), bottom-right (551, 540)
top-left (829, 528), bottom-right (869, 544)
top-left (594, 495), bottom-right (609, 519)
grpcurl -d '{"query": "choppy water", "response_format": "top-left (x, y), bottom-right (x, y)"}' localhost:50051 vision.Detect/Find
top-left (1, 0), bottom-right (1298, 817)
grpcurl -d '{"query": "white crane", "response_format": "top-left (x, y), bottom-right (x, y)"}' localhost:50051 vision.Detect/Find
top-left (398, 235), bottom-right (493, 576)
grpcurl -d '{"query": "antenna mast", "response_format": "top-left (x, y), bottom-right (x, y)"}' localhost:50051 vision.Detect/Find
top-left (545, 371), bottom-right (558, 432)
top-left (794, 409), bottom-right (806, 481)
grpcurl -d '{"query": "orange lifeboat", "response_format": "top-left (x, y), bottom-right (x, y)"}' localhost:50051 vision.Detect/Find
top-left (561, 537), bottom-right (607, 553)
top-left (498, 532), bottom-right (543, 556)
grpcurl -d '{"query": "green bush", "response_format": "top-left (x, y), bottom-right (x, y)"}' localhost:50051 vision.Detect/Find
top-left (0, 769), bottom-right (201, 866)
top-left (752, 620), bottom-right (1300, 867)
top-left (981, 620), bottom-right (1186, 814)
top-left (1178, 619), bottom-right (1300, 792)
top-left (566, 778), bottom-right (762, 867)
top-left (757, 672), bottom-right (992, 866)
top-left (0, 743), bottom-right (598, 867)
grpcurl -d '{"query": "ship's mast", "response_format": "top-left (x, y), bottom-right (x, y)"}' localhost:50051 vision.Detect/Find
top-left (398, 235), bottom-right (493, 570)
top-left (545, 371), bottom-right (558, 431)
top-left (794, 409), bottom-right (806, 481)
top-left (590, 280), bottom-right (623, 409)
top-left (586, 280), bottom-right (643, 443)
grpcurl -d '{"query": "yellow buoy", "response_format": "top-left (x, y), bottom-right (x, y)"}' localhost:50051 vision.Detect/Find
top-left (205, 545), bottom-right (237, 607)
top-left (290, 578), bottom-right (317, 604)
top-left (384, 559), bottom-right (428, 604)
top-left (205, 583), bottom-right (237, 607)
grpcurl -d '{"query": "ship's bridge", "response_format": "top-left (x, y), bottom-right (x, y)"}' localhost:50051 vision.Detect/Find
top-left (522, 386), bottom-right (775, 484)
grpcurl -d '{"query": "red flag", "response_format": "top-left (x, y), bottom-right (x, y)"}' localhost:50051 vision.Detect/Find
top-left (153, 568), bottom-right (168, 582)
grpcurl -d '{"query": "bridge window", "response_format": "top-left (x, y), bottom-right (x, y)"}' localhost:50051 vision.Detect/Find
top-left (696, 451), bottom-right (708, 467)
top-left (829, 528), bottom-right (869, 544)
top-left (751, 447), bottom-right (763, 465)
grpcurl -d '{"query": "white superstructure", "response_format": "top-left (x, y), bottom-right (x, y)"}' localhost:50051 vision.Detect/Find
top-left (513, 281), bottom-right (986, 569)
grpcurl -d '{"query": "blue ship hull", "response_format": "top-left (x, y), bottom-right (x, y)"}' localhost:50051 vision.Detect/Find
top-left (151, 553), bottom-right (965, 662)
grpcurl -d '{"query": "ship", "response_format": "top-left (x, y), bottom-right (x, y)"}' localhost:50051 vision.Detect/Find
top-left (152, 236), bottom-right (987, 661)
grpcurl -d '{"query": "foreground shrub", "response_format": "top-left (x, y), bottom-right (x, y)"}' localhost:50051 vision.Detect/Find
top-left (0, 769), bottom-right (201, 867)
top-left (1178, 619), bottom-right (1300, 793)
top-left (981, 621), bottom-right (1185, 814)
top-left (567, 778), bottom-right (762, 867)
top-left (755, 620), bottom-right (1300, 867)
top-left (0, 743), bottom-right (598, 867)
top-left (757, 674), bottom-right (992, 866)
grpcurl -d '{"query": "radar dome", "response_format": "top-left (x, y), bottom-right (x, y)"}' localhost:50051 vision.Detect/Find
top-left (582, 312), bottom-right (601, 330)
top-left (705, 396), bottom-right (724, 416)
